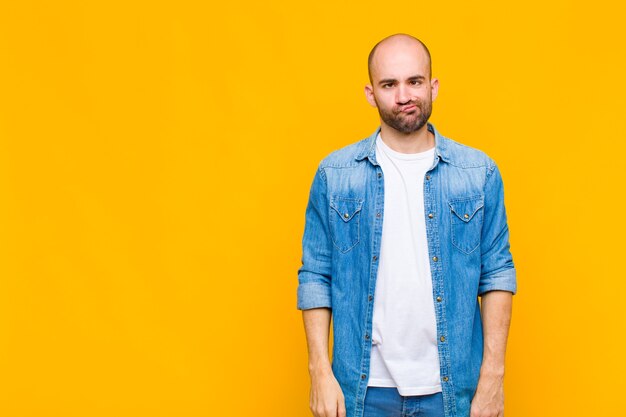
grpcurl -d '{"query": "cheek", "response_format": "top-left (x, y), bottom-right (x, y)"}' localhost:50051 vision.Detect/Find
top-left (376, 93), bottom-right (395, 108)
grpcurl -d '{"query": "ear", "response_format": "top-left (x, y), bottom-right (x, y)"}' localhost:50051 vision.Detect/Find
top-left (430, 77), bottom-right (440, 102)
top-left (364, 84), bottom-right (377, 108)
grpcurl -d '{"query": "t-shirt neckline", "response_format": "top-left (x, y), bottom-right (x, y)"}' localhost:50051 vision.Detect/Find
top-left (376, 132), bottom-right (435, 161)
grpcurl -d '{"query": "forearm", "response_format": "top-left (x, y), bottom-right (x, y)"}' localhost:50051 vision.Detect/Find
top-left (479, 290), bottom-right (512, 378)
top-left (302, 307), bottom-right (333, 376)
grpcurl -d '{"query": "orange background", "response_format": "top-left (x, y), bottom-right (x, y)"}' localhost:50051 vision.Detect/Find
top-left (1, 1), bottom-right (624, 416)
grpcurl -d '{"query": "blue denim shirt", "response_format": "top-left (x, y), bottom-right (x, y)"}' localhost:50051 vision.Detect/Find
top-left (297, 122), bottom-right (517, 417)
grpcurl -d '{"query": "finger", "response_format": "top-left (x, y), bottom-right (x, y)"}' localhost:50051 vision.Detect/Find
top-left (337, 398), bottom-right (346, 417)
top-left (321, 403), bottom-right (333, 417)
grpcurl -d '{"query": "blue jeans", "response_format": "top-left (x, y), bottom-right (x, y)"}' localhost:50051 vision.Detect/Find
top-left (363, 387), bottom-right (445, 417)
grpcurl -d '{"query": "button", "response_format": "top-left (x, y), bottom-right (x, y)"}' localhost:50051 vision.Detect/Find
top-left (368, 295), bottom-right (373, 301)
top-left (344, 213), bottom-right (350, 218)
top-left (428, 213), bottom-right (434, 219)
top-left (436, 296), bottom-right (442, 302)
top-left (377, 172), bottom-right (382, 178)
top-left (463, 213), bottom-right (469, 219)
top-left (361, 374), bottom-right (367, 380)
top-left (376, 212), bottom-right (381, 218)
top-left (373, 255), bottom-right (378, 261)
top-left (365, 333), bottom-right (370, 340)
top-left (432, 256), bottom-right (438, 262)
top-left (443, 376), bottom-right (449, 382)
top-left (425, 175), bottom-right (431, 180)
top-left (440, 336), bottom-right (446, 342)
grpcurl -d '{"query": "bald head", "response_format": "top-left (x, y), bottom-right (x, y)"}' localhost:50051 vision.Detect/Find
top-left (367, 34), bottom-right (432, 85)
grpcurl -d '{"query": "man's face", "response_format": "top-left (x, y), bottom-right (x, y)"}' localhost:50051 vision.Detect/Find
top-left (365, 41), bottom-right (439, 134)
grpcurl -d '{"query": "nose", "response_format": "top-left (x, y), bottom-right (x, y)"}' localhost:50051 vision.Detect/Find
top-left (395, 84), bottom-right (412, 104)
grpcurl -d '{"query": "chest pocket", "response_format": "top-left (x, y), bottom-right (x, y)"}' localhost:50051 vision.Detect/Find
top-left (329, 196), bottom-right (363, 254)
top-left (448, 195), bottom-right (484, 254)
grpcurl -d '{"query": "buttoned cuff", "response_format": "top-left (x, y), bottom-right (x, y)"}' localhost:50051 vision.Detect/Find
top-left (478, 268), bottom-right (517, 296)
top-left (297, 282), bottom-right (332, 310)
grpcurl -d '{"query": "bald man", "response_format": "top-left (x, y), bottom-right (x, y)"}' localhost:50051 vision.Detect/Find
top-left (297, 34), bottom-right (517, 417)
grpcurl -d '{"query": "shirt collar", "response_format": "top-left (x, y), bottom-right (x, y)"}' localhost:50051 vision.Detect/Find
top-left (354, 122), bottom-right (451, 164)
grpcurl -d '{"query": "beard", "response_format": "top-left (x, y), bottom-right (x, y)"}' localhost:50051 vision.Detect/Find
top-left (376, 96), bottom-right (433, 134)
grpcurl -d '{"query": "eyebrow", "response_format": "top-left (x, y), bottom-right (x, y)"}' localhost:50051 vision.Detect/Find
top-left (378, 75), bottom-right (426, 86)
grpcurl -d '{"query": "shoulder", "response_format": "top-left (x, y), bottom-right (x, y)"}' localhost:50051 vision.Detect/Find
top-left (440, 134), bottom-right (497, 171)
top-left (317, 136), bottom-right (370, 169)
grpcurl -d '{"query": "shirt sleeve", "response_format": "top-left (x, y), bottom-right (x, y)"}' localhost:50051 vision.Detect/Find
top-left (296, 165), bottom-right (333, 310)
top-left (478, 161), bottom-right (518, 296)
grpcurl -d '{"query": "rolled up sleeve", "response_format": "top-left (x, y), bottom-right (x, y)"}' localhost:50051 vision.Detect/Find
top-left (478, 161), bottom-right (517, 296)
top-left (297, 165), bottom-right (333, 310)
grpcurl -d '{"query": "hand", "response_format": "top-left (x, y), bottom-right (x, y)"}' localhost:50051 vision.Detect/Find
top-left (309, 369), bottom-right (346, 417)
top-left (470, 374), bottom-right (505, 417)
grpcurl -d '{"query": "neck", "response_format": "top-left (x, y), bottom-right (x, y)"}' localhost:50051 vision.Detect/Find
top-left (379, 122), bottom-right (435, 154)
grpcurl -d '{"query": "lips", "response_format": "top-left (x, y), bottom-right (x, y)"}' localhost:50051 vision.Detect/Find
top-left (400, 105), bottom-right (417, 113)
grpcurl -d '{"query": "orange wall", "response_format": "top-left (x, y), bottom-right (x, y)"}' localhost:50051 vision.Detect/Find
top-left (0, 1), bottom-right (624, 416)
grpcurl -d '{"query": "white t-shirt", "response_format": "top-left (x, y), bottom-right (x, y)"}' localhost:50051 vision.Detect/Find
top-left (367, 132), bottom-right (442, 396)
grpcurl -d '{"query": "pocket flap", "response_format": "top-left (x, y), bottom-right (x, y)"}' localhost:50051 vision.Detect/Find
top-left (448, 196), bottom-right (484, 223)
top-left (330, 197), bottom-right (364, 222)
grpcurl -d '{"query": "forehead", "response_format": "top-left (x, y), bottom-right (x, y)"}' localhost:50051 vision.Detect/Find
top-left (371, 41), bottom-right (429, 81)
